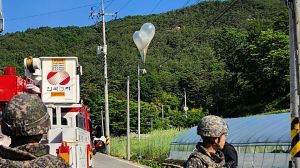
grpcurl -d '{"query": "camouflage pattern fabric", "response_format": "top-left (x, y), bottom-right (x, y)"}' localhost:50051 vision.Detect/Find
top-left (0, 143), bottom-right (69, 168)
top-left (1, 93), bottom-right (50, 137)
top-left (197, 115), bottom-right (228, 137)
top-left (185, 142), bottom-right (225, 168)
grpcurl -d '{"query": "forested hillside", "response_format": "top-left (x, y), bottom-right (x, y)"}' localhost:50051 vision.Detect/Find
top-left (0, 0), bottom-right (289, 135)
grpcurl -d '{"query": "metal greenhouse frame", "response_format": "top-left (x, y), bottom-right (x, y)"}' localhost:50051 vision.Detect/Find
top-left (168, 113), bottom-right (290, 167)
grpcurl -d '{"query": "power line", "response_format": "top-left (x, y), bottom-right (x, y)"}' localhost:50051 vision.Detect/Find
top-left (182, 0), bottom-right (192, 8)
top-left (158, 0), bottom-right (240, 67)
top-left (6, 3), bottom-right (98, 22)
top-left (116, 0), bottom-right (133, 13)
top-left (104, 0), bottom-right (118, 19)
top-left (150, 0), bottom-right (163, 14)
top-left (105, 0), bottom-right (116, 10)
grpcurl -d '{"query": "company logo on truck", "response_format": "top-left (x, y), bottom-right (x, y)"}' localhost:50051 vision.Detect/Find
top-left (47, 71), bottom-right (70, 85)
top-left (45, 58), bottom-right (72, 97)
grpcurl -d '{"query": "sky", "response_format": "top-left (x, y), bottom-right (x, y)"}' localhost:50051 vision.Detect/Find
top-left (1, 0), bottom-right (199, 33)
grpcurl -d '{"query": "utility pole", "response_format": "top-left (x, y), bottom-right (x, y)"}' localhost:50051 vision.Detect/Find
top-left (91, 0), bottom-right (115, 154)
top-left (137, 65), bottom-right (146, 141)
top-left (288, 0), bottom-right (300, 167)
top-left (162, 105), bottom-right (164, 122)
top-left (137, 64), bottom-right (141, 141)
top-left (101, 107), bottom-right (104, 136)
top-left (183, 88), bottom-right (188, 118)
top-left (0, 0), bottom-right (4, 32)
top-left (127, 76), bottom-right (130, 160)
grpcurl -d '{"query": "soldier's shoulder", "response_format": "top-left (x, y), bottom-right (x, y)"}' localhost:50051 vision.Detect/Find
top-left (33, 154), bottom-right (69, 168)
top-left (0, 144), bottom-right (36, 160)
top-left (0, 152), bottom-right (69, 168)
top-left (0, 158), bottom-right (25, 168)
top-left (184, 152), bottom-right (206, 168)
top-left (185, 157), bottom-right (206, 168)
top-left (17, 143), bottom-right (49, 157)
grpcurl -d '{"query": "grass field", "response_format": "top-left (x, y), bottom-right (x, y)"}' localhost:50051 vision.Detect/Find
top-left (110, 128), bottom-right (185, 166)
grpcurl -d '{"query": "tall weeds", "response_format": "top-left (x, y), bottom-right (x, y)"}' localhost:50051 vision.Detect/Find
top-left (111, 128), bottom-right (185, 162)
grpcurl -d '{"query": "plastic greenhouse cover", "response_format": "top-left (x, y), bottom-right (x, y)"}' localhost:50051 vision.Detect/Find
top-left (172, 112), bottom-right (290, 146)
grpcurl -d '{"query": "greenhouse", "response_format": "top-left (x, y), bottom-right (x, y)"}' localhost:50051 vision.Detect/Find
top-left (168, 112), bottom-right (290, 167)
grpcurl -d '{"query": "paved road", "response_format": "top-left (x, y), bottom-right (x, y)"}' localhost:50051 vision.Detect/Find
top-left (94, 153), bottom-right (149, 168)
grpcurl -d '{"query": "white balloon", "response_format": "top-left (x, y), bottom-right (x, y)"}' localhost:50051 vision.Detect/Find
top-left (133, 23), bottom-right (155, 63)
top-left (140, 23), bottom-right (155, 43)
top-left (140, 43), bottom-right (150, 63)
top-left (133, 31), bottom-right (148, 51)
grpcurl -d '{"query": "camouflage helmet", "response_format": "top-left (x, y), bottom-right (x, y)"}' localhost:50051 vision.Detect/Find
top-left (2, 93), bottom-right (50, 137)
top-left (197, 115), bottom-right (228, 137)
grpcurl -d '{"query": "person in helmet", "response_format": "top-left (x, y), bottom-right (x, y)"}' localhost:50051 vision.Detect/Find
top-left (0, 93), bottom-right (69, 168)
top-left (184, 115), bottom-right (228, 168)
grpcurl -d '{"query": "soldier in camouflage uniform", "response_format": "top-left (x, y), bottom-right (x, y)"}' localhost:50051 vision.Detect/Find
top-left (185, 115), bottom-right (228, 168)
top-left (0, 93), bottom-right (69, 168)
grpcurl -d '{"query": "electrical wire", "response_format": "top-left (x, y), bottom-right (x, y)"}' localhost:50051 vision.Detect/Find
top-left (182, 0), bottom-right (192, 8)
top-left (6, 3), bottom-right (98, 22)
top-left (150, 0), bottom-right (163, 14)
top-left (116, 0), bottom-right (133, 13)
top-left (105, 0), bottom-right (116, 10)
top-left (158, 0), bottom-right (240, 67)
